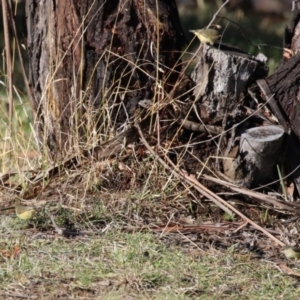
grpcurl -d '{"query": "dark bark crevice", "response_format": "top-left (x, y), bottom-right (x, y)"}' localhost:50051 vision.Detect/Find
top-left (25, 0), bottom-right (187, 157)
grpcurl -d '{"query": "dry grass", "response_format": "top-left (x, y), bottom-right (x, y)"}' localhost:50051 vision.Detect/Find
top-left (0, 140), bottom-right (300, 298)
top-left (0, 2), bottom-right (299, 299)
top-left (0, 103), bottom-right (298, 297)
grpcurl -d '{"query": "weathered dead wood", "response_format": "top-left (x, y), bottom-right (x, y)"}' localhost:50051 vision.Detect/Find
top-left (188, 43), bottom-right (270, 187)
top-left (191, 44), bottom-right (267, 119)
top-left (202, 174), bottom-right (300, 214)
top-left (239, 125), bottom-right (285, 187)
top-left (222, 125), bottom-right (286, 188)
top-left (137, 124), bottom-right (284, 246)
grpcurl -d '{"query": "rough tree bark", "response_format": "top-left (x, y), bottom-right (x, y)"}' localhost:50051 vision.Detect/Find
top-left (187, 42), bottom-right (270, 188)
top-left (25, 0), bottom-right (186, 158)
top-left (265, 1), bottom-right (300, 139)
top-left (249, 0), bottom-right (300, 192)
top-left (26, 0), bottom-right (298, 191)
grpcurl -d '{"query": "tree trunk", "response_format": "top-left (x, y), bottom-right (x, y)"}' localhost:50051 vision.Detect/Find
top-left (25, 0), bottom-right (185, 158)
top-left (265, 2), bottom-right (300, 140)
top-left (248, 0), bottom-right (300, 193)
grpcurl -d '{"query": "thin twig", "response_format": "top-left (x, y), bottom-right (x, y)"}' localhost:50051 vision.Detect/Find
top-left (207, 0), bottom-right (230, 29)
top-left (136, 124), bottom-right (285, 246)
top-left (202, 174), bottom-right (300, 213)
top-left (1, 0), bottom-right (14, 133)
top-left (256, 79), bottom-right (289, 131)
top-left (136, 124), bottom-right (233, 216)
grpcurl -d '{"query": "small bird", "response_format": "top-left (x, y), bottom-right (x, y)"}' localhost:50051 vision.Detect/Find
top-left (189, 28), bottom-right (220, 46)
top-left (15, 201), bottom-right (36, 220)
top-left (281, 246), bottom-right (300, 260)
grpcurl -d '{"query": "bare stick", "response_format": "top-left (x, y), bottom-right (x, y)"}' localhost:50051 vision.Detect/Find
top-left (1, 0), bottom-right (14, 133)
top-left (136, 125), bottom-right (232, 215)
top-left (207, 0), bottom-right (230, 29)
top-left (202, 174), bottom-right (300, 213)
top-left (136, 124), bottom-right (285, 246)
